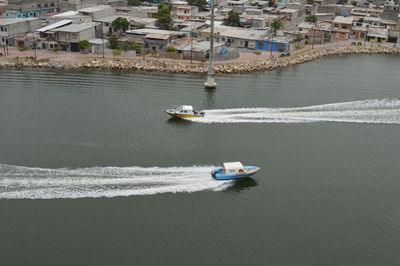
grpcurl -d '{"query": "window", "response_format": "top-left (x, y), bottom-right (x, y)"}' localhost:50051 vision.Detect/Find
top-left (258, 42), bottom-right (264, 48)
top-left (38, 4), bottom-right (41, 8)
top-left (342, 25), bottom-right (347, 29)
top-left (0, 27), bottom-right (3, 32)
top-left (51, 3), bottom-right (55, 7)
top-left (334, 24), bottom-right (339, 28)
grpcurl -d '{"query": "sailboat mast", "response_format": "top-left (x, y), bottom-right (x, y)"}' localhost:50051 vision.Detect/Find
top-left (208, 0), bottom-right (215, 77)
top-left (204, 0), bottom-right (217, 88)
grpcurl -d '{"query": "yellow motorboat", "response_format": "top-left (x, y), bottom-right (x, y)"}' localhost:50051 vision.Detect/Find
top-left (165, 105), bottom-right (205, 118)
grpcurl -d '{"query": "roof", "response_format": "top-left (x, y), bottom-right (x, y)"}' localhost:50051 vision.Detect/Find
top-left (52, 11), bottom-right (79, 17)
top-left (53, 22), bottom-right (99, 33)
top-left (203, 26), bottom-right (269, 40)
top-left (177, 40), bottom-right (225, 52)
top-left (88, 38), bottom-right (109, 45)
top-left (78, 5), bottom-right (111, 13)
top-left (298, 22), bottom-right (315, 29)
top-left (126, 28), bottom-right (183, 36)
top-left (223, 162), bottom-right (244, 171)
top-left (0, 18), bottom-right (38, 26)
top-left (145, 33), bottom-right (170, 40)
top-left (95, 15), bottom-right (130, 23)
top-left (181, 105), bottom-right (193, 111)
top-left (332, 16), bottom-right (355, 24)
top-left (37, 20), bottom-right (72, 32)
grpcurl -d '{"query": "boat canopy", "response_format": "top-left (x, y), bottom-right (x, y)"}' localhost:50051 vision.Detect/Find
top-left (223, 162), bottom-right (244, 171)
top-left (180, 105), bottom-right (193, 111)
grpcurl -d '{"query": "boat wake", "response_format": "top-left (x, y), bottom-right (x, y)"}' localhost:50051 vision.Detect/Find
top-left (190, 99), bottom-right (400, 124)
top-left (0, 164), bottom-right (232, 199)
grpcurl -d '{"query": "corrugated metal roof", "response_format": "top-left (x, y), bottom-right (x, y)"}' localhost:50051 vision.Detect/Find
top-left (145, 33), bottom-right (170, 40)
top-left (37, 20), bottom-right (72, 32)
top-left (78, 5), bottom-right (111, 13)
top-left (53, 22), bottom-right (99, 33)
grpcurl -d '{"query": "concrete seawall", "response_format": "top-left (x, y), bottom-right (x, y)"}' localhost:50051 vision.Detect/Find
top-left (1, 46), bottom-right (399, 74)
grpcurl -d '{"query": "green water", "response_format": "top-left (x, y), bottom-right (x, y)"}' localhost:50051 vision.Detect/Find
top-left (0, 55), bottom-right (400, 265)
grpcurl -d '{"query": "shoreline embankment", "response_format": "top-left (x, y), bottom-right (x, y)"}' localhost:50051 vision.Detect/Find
top-left (0, 45), bottom-right (399, 74)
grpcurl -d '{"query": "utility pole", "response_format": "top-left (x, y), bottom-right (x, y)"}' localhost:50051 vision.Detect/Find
top-left (101, 22), bottom-right (105, 58)
top-left (190, 29), bottom-right (193, 63)
top-left (311, 27), bottom-right (315, 49)
top-left (270, 36), bottom-right (274, 58)
top-left (33, 32), bottom-right (37, 59)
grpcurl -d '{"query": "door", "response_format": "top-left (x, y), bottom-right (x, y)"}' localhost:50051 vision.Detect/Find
top-left (245, 41), bottom-right (248, 48)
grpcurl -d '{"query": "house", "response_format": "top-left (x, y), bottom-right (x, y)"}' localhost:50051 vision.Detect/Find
top-left (363, 16), bottom-right (381, 26)
top-left (53, 22), bottom-right (100, 52)
top-left (175, 40), bottom-right (225, 60)
top-left (366, 27), bottom-right (389, 42)
top-left (177, 21), bottom-right (208, 37)
top-left (330, 16), bottom-right (355, 40)
top-left (255, 36), bottom-right (291, 52)
top-left (202, 26), bottom-right (269, 49)
top-left (78, 5), bottom-right (114, 21)
top-left (95, 15), bottom-right (131, 36)
top-left (126, 28), bottom-right (185, 52)
top-left (0, 2), bottom-right (8, 18)
top-left (381, 3), bottom-right (400, 21)
top-left (350, 25), bottom-right (367, 40)
top-left (176, 6), bottom-right (198, 21)
top-left (130, 7), bottom-right (159, 19)
top-left (227, 0), bottom-right (250, 7)
top-left (36, 19), bottom-right (73, 49)
top-left (0, 18), bottom-right (41, 46)
top-left (5, 0), bottom-right (59, 19)
top-left (46, 11), bottom-right (92, 25)
top-left (60, 0), bottom-right (125, 12)
top-left (280, 9), bottom-right (299, 22)
top-left (88, 38), bottom-right (109, 54)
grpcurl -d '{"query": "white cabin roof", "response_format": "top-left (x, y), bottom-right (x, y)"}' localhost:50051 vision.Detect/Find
top-left (181, 105), bottom-right (193, 111)
top-left (223, 162), bottom-right (244, 170)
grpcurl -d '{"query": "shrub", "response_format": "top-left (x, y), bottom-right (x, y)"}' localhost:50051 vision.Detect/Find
top-left (253, 51), bottom-right (262, 55)
top-left (112, 49), bottom-right (122, 56)
top-left (52, 47), bottom-right (61, 52)
top-left (18, 46), bottom-right (28, 52)
top-left (166, 46), bottom-right (176, 53)
top-left (78, 40), bottom-right (90, 50)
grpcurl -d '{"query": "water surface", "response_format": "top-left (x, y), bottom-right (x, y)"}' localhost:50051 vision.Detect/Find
top-left (0, 55), bottom-right (400, 265)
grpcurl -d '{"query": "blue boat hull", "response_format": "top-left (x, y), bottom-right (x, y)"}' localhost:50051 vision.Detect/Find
top-left (211, 166), bottom-right (260, 180)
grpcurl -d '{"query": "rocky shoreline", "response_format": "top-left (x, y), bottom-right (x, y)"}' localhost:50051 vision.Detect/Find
top-left (1, 45), bottom-right (399, 74)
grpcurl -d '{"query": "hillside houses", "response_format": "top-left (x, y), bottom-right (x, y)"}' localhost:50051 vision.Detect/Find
top-left (0, 0), bottom-right (399, 56)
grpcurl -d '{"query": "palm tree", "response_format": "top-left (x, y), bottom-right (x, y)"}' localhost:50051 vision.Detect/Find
top-left (270, 18), bottom-right (283, 36)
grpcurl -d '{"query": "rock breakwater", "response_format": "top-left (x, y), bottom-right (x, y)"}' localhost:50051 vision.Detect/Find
top-left (0, 45), bottom-right (399, 74)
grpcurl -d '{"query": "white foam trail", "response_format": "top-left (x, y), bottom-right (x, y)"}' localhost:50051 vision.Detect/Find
top-left (189, 99), bottom-right (400, 124)
top-left (0, 164), bottom-right (232, 199)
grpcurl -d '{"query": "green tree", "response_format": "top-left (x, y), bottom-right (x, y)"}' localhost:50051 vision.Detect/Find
top-left (112, 17), bottom-right (130, 34)
top-left (305, 14), bottom-right (317, 22)
top-left (223, 11), bottom-right (241, 27)
top-left (78, 40), bottom-right (90, 50)
top-left (108, 34), bottom-right (118, 49)
top-left (351, 0), bottom-right (357, 6)
top-left (270, 18), bottom-right (283, 36)
top-left (268, 0), bottom-right (275, 7)
top-left (187, 0), bottom-right (207, 10)
top-left (306, 0), bottom-right (314, 4)
top-left (337, 0), bottom-right (348, 4)
top-left (155, 3), bottom-right (173, 30)
top-left (127, 0), bottom-right (141, 6)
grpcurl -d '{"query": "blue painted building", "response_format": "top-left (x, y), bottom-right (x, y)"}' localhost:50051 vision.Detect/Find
top-left (6, 8), bottom-right (57, 18)
top-left (255, 39), bottom-right (290, 52)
